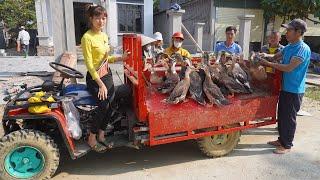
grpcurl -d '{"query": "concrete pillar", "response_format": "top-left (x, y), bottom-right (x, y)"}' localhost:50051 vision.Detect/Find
top-left (238, 15), bottom-right (255, 59)
top-left (194, 23), bottom-right (205, 52)
top-left (209, 1), bottom-right (216, 51)
top-left (144, 0), bottom-right (153, 37)
top-left (166, 9), bottom-right (185, 45)
top-left (63, 0), bottom-right (76, 53)
top-left (35, 0), bottom-right (50, 46)
top-left (103, 0), bottom-right (118, 47)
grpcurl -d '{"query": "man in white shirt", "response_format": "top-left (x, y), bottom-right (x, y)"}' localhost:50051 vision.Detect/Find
top-left (17, 26), bottom-right (30, 58)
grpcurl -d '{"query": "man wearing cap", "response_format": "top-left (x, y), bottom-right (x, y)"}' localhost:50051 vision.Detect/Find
top-left (153, 32), bottom-right (164, 55)
top-left (165, 32), bottom-right (191, 59)
top-left (214, 26), bottom-right (242, 55)
top-left (17, 26), bottom-right (30, 58)
top-left (260, 19), bottom-right (311, 154)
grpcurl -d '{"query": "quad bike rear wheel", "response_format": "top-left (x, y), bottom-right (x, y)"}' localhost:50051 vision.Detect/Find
top-left (197, 124), bottom-right (241, 157)
top-left (0, 130), bottom-right (60, 180)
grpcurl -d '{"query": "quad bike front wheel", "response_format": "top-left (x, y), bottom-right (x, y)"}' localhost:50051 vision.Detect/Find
top-left (0, 130), bottom-right (60, 180)
top-left (197, 124), bottom-right (241, 157)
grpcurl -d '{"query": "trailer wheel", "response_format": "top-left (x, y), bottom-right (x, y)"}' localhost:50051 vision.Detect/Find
top-left (0, 130), bottom-right (60, 180)
top-left (197, 125), bottom-right (241, 157)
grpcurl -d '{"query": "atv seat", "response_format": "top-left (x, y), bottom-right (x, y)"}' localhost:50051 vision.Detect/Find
top-left (62, 84), bottom-right (97, 106)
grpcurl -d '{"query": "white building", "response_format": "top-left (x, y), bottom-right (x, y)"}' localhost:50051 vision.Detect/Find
top-left (155, 0), bottom-right (320, 54)
top-left (35, 0), bottom-right (153, 59)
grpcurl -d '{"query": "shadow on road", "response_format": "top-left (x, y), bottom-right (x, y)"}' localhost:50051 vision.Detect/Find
top-left (55, 140), bottom-right (206, 177)
top-left (54, 127), bottom-right (280, 177)
top-left (242, 127), bottom-right (278, 136)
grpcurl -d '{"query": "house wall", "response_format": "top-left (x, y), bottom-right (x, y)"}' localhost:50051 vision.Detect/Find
top-left (155, 0), bottom-right (264, 53)
top-left (105, 0), bottom-right (118, 47)
top-left (273, 15), bottom-right (320, 37)
top-left (153, 11), bottom-right (169, 46)
top-left (116, 0), bottom-right (153, 47)
top-left (46, 0), bottom-right (100, 59)
top-left (273, 15), bottom-right (320, 51)
top-left (50, 0), bottom-right (67, 58)
top-left (180, 0), bottom-right (212, 53)
top-left (215, 7), bottom-right (264, 43)
top-left (154, 0), bottom-right (213, 53)
top-left (39, 0), bottom-right (153, 59)
top-left (143, 0), bottom-right (153, 37)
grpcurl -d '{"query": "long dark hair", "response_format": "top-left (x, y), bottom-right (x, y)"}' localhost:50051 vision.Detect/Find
top-left (85, 4), bottom-right (108, 26)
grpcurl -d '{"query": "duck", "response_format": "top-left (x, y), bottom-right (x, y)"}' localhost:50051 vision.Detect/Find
top-left (249, 52), bottom-right (268, 81)
top-left (201, 64), bottom-right (230, 106)
top-left (158, 59), bottom-right (180, 94)
top-left (165, 66), bottom-right (193, 104)
top-left (218, 65), bottom-right (250, 97)
top-left (226, 54), bottom-right (253, 93)
top-left (205, 58), bottom-right (230, 95)
top-left (144, 62), bottom-right (163, 84)
top-left (188, 64), bottom-right (206, 105)
top-left (216, 50), bottom-right (232, 65)
top-left (171, 53), bottom-right (192, 67)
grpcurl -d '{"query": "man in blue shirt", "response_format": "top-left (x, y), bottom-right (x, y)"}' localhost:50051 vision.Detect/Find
top-left (260, 19), bottom-right (311, 154)
top-left (214, 26), bottom-right (242, 55)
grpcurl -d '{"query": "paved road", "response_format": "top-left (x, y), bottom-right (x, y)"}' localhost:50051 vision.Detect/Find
top-left (51, 109), bottom-right (320, 180)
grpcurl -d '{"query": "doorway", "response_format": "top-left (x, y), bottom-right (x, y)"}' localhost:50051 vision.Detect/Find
top-left (73, 2), bottom-right (91, 45)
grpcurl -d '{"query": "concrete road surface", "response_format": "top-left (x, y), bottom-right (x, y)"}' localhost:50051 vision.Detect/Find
top-left (52, 110), bottom-right (320, 180)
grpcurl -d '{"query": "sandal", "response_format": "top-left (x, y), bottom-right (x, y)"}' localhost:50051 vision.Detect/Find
top-left (267, 140), bottom-right (282, 147)
top-left (99, 139), bottom-right (114, 149)
top-left (273, 146), bottom-right (291, 154)
top-left (90, 142), bottom-right (107, 153)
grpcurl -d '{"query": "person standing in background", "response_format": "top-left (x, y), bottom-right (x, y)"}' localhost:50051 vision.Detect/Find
top-left (261, 31), bottom-right (284, 72)
top-left (261, 31), bottom-right (284, 58)
top-left (214, 26), bottom-right (242, 55)
top-left (153, 32), bottom-right (164, 54)
top-left (17, 26), bottom-right (30, 58)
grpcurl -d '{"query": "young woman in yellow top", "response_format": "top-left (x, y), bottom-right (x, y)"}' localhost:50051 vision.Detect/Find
top-left (81, 5), bottom-right (129, 152)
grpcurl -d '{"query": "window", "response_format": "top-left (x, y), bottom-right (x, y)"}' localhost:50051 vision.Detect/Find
top-left (117, 4), bottom-right (143, 33)
top-left (117, 0), bottom-right (143, 3)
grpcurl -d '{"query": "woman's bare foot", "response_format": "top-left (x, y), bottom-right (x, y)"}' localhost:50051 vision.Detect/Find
top-left (87, 133), bottom-right (107, 152)
top-left (98, 129), bottom-right (106, 142)
top-left (88, 133), bottom-right (98, 147)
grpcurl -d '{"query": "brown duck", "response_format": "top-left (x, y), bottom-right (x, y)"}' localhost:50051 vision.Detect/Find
top-left (158, 60), bottom-right (180, 94)
top-left (144, 64), bottom-right (163, 84)
top-left (219, 64), bottom-right (251, 97)
top-left (165, 66), bottom-right (193, 104)
top-left (189, 64), bottom-right (206, 105)
top-left (226, 54), bottom-right (253, 93)
top-left (201, 64), bottom-right (230, 106)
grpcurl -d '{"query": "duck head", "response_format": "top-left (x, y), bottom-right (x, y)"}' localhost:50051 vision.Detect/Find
top-left (184, 66), bottom-right (195, 77)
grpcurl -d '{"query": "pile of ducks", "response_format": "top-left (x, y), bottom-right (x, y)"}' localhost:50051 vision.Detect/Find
top-left (147, 51), bottom-right (265, 107)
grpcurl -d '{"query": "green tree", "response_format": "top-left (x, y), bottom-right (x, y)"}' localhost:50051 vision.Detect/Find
top-left (261, 0), bottom-right (320, 23)
top-left (154, 0), bottom-right (160, 13)
top-left (0, 0), bottom-right (36, 29)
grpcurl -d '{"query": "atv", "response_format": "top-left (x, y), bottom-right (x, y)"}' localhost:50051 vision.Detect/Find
top-left (0, 62), bottom-right (135, 179)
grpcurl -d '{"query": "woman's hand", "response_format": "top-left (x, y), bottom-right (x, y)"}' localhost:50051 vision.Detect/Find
top-left (98, 84), bottom-right (108, 101)
top-left (121, 49), bottom-right (131, 60)
top-left (103, 51), bottom-right (109, 61)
